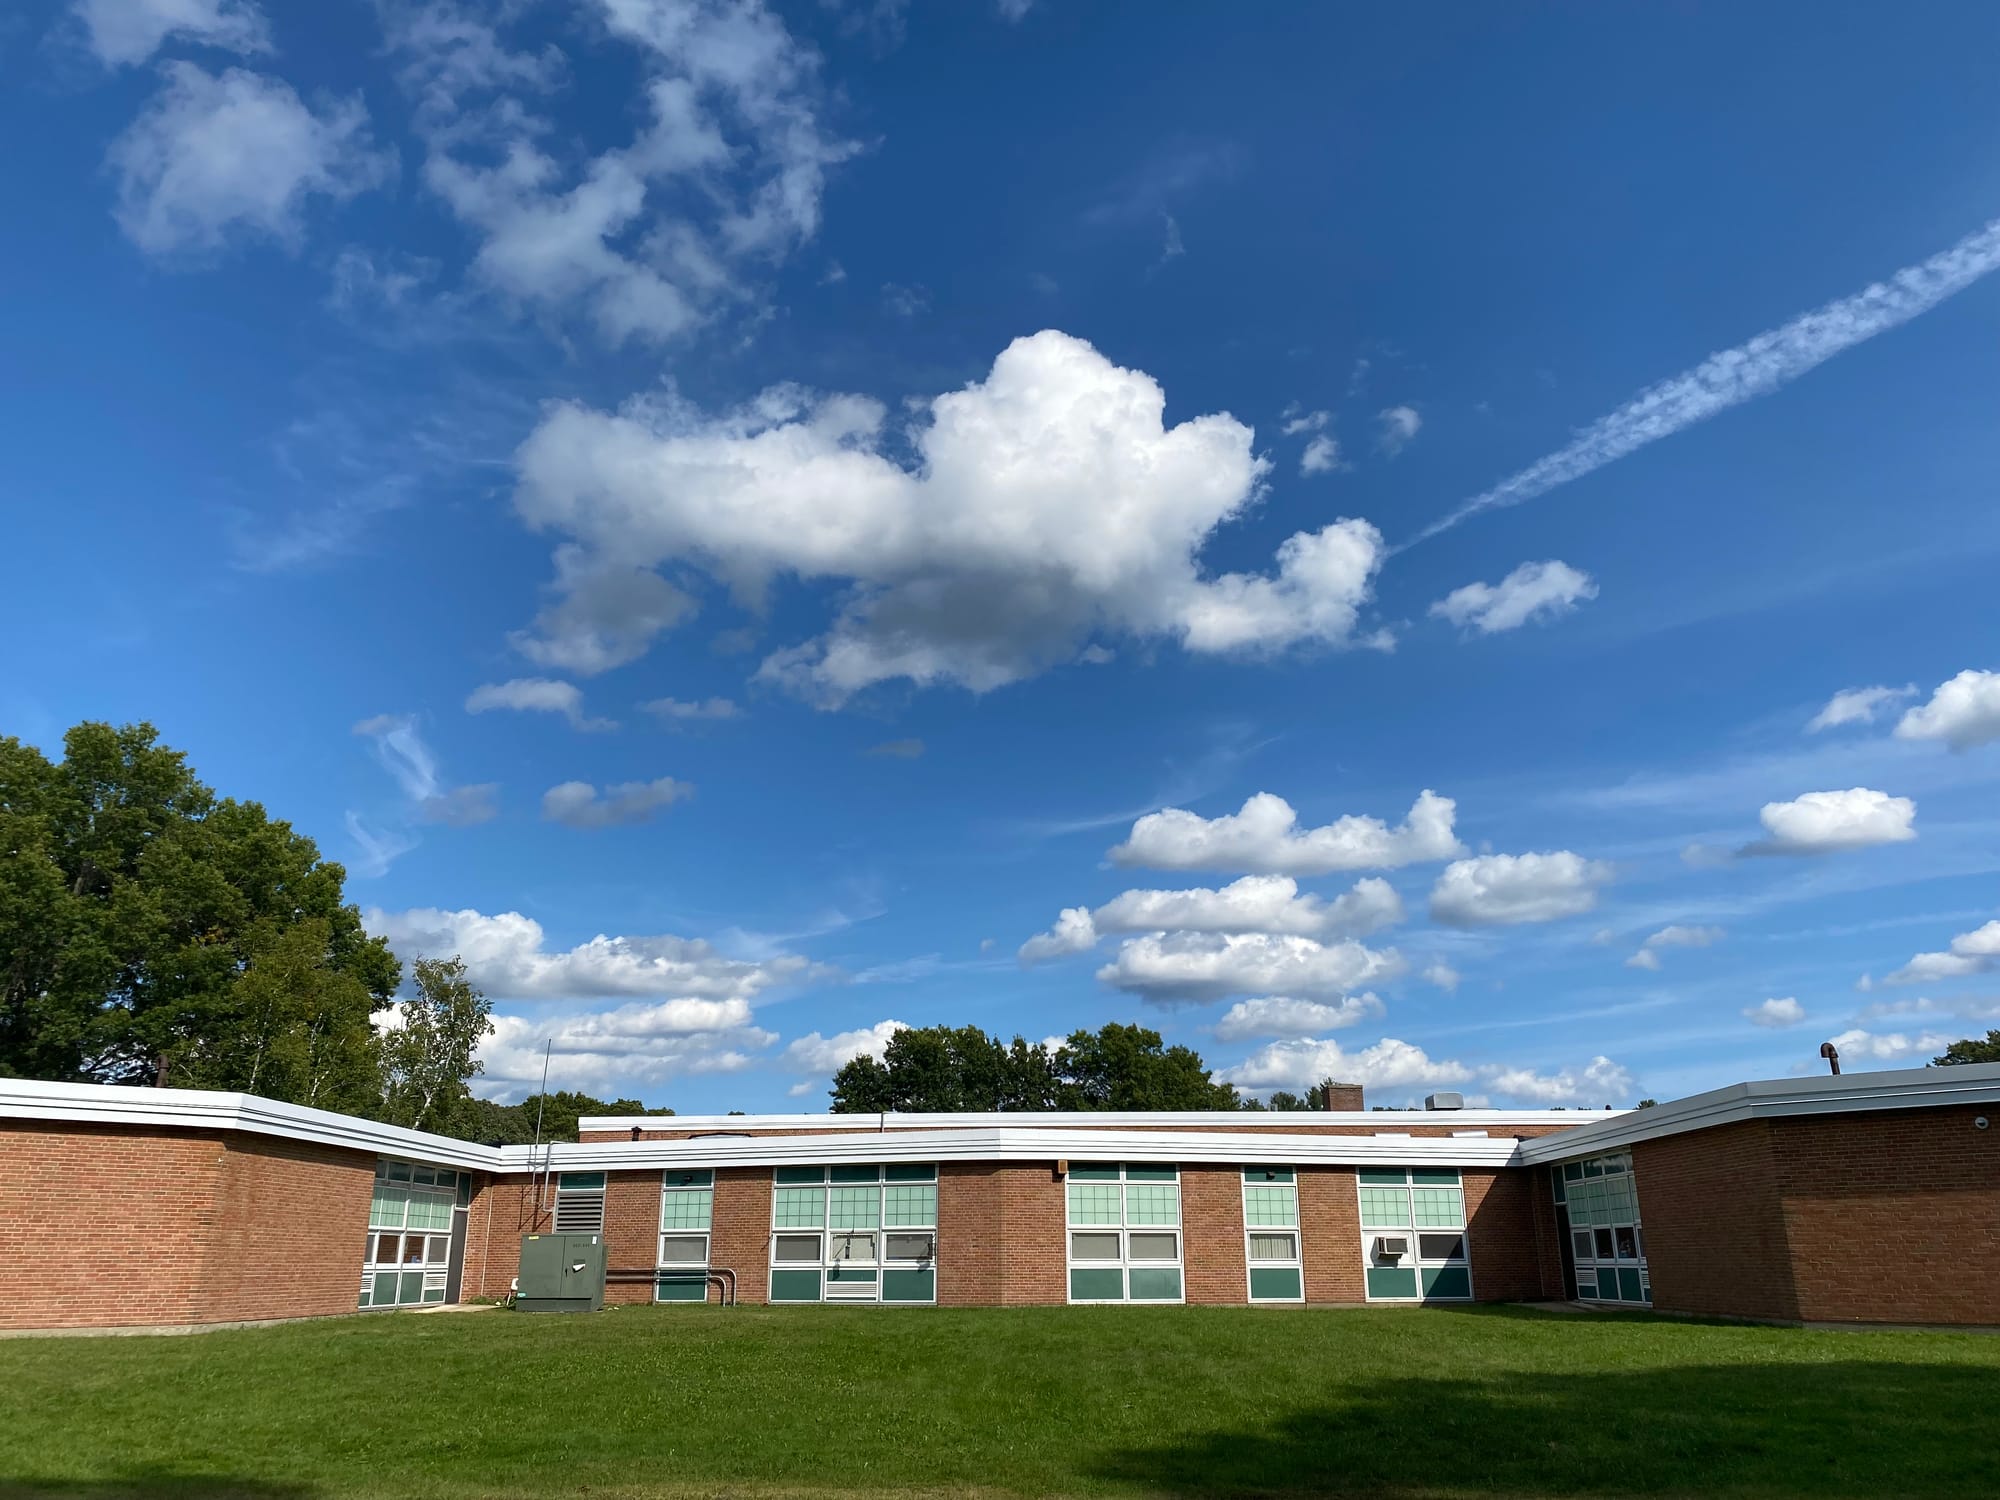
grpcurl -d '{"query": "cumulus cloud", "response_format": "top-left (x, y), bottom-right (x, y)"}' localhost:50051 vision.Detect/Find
top-left (1744, 997), bottom-right (1805, 1027)
top-left (75, 0), bottom-right (271, 65)
top-left (367, 905), bottom-right (814, 1004)
top-left (644, 696), bottom-right (741, 722)
top-left (466, 677), bottom-right (615, 731)
top-left (1894, 669), bottom-right (2000, 751)
top-left (780, 1019), bottom-right (907, 1074)
top-left (1221, 1035), bottom-right (1471, 1096)
top-left (1280, 406), bottom-right (1329, 437)
top-left (542, 777), bottom-right (693, 828)
top-left (1883, 919), bottom-right (2000, 985)
top-left (1300, 435), bottom-right (1340, 476)
top-left (108, 63), bottom-right (391, 256)
top-left (1858, 993), bottom-right (2000, 1024)
top-left (1741, 787), bottom-right (1917, 856)
top-left (1429, 852), bottom-right (1611, 927)
top-left (1625, 924), bottom-right (1724, 970)
top-left (1110, 790), bottom-right (1461, 875)
top-left (1212, 994), bottom-right (1384, 1041)
top-left (1824, 1027), bottom-right (1953, 1063)
top-left (1482, 1055), bottom-right (1633, 1106)
top-left (1429, 560), bottom-right (1597, 634)
top-left (1376, 405), bottom-right (1421, 455)
top-left (1095, 932), bottom-right (1403, 1005)
top-left (510, 547), bottom-right (698, 677)
top-left (1807, 684), bottom-right (1916, 733)
top-left (511, 330), bottom-right (1391, 698)
top-left (1019, 875), bottom-right (1404, 964)
top-left (480, 1005), bottom-right (773, 1098)
top-left (1018, 907), bottom-right (1097, 964)
top-left (1421, 961), bottom-right (1460, 992)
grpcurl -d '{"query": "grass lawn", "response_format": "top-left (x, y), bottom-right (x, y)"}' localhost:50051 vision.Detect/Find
top-left (1, 1304), bottom-right (1995, 1500)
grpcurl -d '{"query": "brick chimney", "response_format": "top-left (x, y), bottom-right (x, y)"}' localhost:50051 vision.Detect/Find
top-left (1321, 1081), bottom-right (1364, 1112)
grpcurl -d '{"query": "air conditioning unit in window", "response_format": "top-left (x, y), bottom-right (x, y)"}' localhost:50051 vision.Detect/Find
top-left (1375, 1237), bottom-right (1408, 1260)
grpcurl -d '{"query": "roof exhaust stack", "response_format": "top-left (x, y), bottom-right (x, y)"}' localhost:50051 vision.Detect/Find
top-left (1424, 1092), bottom-right (1465, 1112)
top-left (1819, 1041), bottom-right (1841, 1076)
top-left (1318, 1080), bottom-right (1364, 1112)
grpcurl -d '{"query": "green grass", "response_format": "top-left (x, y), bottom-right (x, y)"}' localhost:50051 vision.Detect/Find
top-left (1, 1304), bottom-right (1995, 1500)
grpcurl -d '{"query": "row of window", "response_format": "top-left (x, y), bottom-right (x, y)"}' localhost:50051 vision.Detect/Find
top-left (360, 1160), bottom-right (466, 1308)
top-left (1553, 1152), bottom-right (1650, 1305)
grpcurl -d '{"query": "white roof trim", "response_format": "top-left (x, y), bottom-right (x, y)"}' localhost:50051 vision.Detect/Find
top-left (0, 1077), bottom-right (499, 1172)
top-left (498, 1126), bottom-right (1528, 1172)
top-left (578, 1107), bottom-right (1602, 1132)
top-left (1518, 1061), bottom-right (2000, 1165)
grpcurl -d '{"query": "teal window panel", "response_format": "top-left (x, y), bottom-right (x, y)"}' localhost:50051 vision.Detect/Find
top-left (412, 1165), bottom-right (437, 1186)
top-left (421, 1286), bottom-right (446, 1304)
top-left (665, 1169), bottom-right (713, 1189)
top-left (1411, 1188), bottom-right (1464, 1227)
top-left (884, 1164), bottom-right (936, 1182)
top-left (371, 1271), bottom-right (398, 1305)
top-left (398, 1271), bottom-right (424, 1305)
top-left (1124, 1184), bottom-right (1180, 1225)
top-left (773, 1188), bottom-right (826, 1228)
top-left (826, 1264), bottom-right (878, 1283)
top-left (1358, 1168), bottom-right (1408, 1186)
top-left (1617, 1268), bottom-right (1643, 1302)
top-left (883, 1185), bottom-right (937, 1227)
top-left (1421, 1265), bottom-right (1472, 1300)
top-left (357, 1285), bottom-right (371, 1308)
top-left (1069, 1267), bottom-right (1124, 1301)
top-left (1243, 1168), bottom-right (1295, 1183)
top-left (1563, 1162), bottom-right (1584, 1181)
top-left (1124, 1165), bottom-right (1178, 1182)
top-left (1244, 1186), bottom-right (1299, 1228)
top-left (1411, 1168), bottom-right (1461, 1186)
top-left (1359, 1187), bottom-right (1410, 1227)
top-left (882, 1269), bottom-right (936, 1303)
top-left (1365, 1266), bottom-right (1419, 1300)
top-left (387, 1161), bottom-right (413, 1182)
top-left (368, 1185), bottom-right (404, 1229)
top-left (769, 1269), bottom-right (823, 1302)
top-left (1248, 1267), bottom-right (1303, 1301)
top-left (557, 1171), bottom-right (606, 1190)
top-left (404, 1195), bottom-right (453, 1232)
top-left (828, 1186), bottom-right (881, 1229)
top-left (1127, 1268), bottom-right (1181, 1301)
top-left (660, 1191), bottom-right (713, 1230)
top-left (1575, 1274), bottom-right (1597, 1299)
top-left (774, 1167), bottom-right (825, 1185)
top-left (1067, 1182), bottom-right (1122, 1225)
top-left (1068, 1163), bottom-right (1120, 1181)
top-left (830, 1165), bottom-right (880, 1184)
top-left (654, 1274), bottom-right (707, 1303)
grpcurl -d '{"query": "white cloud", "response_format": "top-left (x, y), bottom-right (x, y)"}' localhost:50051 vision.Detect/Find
top-left (466, 677), bottom-right (615, 731)
top-left (343, 811), bottom-right (416, 879)
top-left (349, 714), bottom-right (495, 864)
top-left (1743, 787), bottom-right (1917, 856)
top-left (74, 0), bottom-right (271, 67)
top-left (1421, 961), bottom-right (1460, 992)
top-left (865, 738), bottom-right (926, 759)
top-left (1429, 851), bottom-right (1611, 927)
top-left (1212, 994), bottom-right (1384, 1041)
top-left (1807, 684), bottom-right (1917, 733)
top-left (511, 330), bottom-right (1390, 697)
top-left (1019, 875), bottom-right (1405, 964)
top-left (1894, 669), bottom-right (2000, 751)
top-left (395, 0), bottom-right (856, 344)
top-left (881, 282), bottom-right (929, 318)
top-left (108, 63), bottom-right (391, 256)
top-left (1858, 993), bottom-right (2000, 1024)
top-left (479, 1005), bottom-right (773, 1098)
top-left (1280, 406), bottom-right (1329, 436)
top-left (1376, 405), bottom-right (1421, 455)
top-left (1625, 923), bottom-right (1724, 970)
top-left (1095, 932), bottom-right (1403, 1005)
top-left (1110, 790), bottom-right (1461, 875)
top-left (1481, 1055), bottom-right (1632, 1106)
top-left (995, 0), bottom-right (1033, 22)
top-left (1018, 907), bottom-right (1097, 964)
top-left (1411, 214), bottom-right (2000, 544)
top-left (367, 905), bottom-right (814, 1004)
top-left (1884, 919), bottom-right (2000, 985)
top-left (1744, 997), bottom-right (1806, 1027)
top-left (644, 696), bottom-right (741, 722)
top-left (780, 1019), bottom-right (907, 1074)
top-left (510, 546), bottom-right (698, 677)
top-left (1825, 1027), bottom-right (1953, 1063)
top-left (1430, 560), bottom-right (1597, 634)
top-left (1300, 435), bottom-right (1340, 476)
top-left (1222, 1035), bottom-right (1472, 1095)
top-left (542, 777), bottom-right (693, 828)
top-left (419, 783), bottom-right (500, 827)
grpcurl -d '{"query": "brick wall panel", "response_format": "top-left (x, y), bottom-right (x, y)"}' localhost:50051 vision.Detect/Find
top-left (1299, 1166), bottom-right (1364, 1305)
top-left (1181, 1167), bottom-right (1246, 1305)
top-left (1463, 1169), bottom-right (1541, 1302)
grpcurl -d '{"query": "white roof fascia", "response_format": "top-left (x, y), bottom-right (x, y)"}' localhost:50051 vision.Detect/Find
top-left (578, 1108), bottom-right (1603, 1133)
top-left (0, 1077), bottom-right (500, 1173)
top-left (495, 1126), bottom-right (1529, 1173)
top-left (1517, 1061), bottom-right (2000, 1165)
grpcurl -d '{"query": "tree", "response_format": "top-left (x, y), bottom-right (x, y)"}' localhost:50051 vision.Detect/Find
top-left (0, 723), bottom-right (399, 1094)
top-left (1259, 1080), bottom-right (1347, 1111)
top-left (453, 1090), bottom-right (664, 1146)
top-left (829, 1021), bottom-right (1237, 1113)
top-left (1933, 1031), bottom-right (2000, 1066)
top-left (380, 956), bottom-right (493, 1134)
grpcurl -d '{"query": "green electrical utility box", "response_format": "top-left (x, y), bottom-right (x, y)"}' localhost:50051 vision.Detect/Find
top-left (517, 1233), bottom-right (607, 1313)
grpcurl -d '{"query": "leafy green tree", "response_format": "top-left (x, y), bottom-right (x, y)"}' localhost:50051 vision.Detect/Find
top-left (453, 1090), bottom-right (665, 1146)
top-left (380, 956), bottom-right (493, 1134)
top-left (1933, 1031), bottom-right (2000, 1066)
top-left (0, 723), bottom-right (399, 1093)
top-left (1052, 1022), bottom-right (1240, 1110)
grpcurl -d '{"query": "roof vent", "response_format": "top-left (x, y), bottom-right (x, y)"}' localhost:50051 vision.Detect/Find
top-left (1424, 1092), bottom-right (1464, 1111)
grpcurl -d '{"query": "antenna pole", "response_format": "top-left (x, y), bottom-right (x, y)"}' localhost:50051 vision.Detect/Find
top-left (531, 1039), bottom-right (553, 1224)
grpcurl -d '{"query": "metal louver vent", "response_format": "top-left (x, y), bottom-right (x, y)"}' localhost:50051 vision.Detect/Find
top-left (554, 1192), bottom-right (606, 1233)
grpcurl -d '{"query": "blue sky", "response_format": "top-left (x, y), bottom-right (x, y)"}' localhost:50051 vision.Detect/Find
top-left (6, 0), bottom-right (2000, 1111)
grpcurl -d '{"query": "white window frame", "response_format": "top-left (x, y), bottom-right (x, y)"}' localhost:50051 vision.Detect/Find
top-left (655, 1169), bottom-right (715, 1301)
top-left (1064, 1163), bottom-right (1185, 1305)
top-left (765, 1165), bottom-right (937, 1305)
top-left (360, 1159), bottom-right (460, 1309)
top-left (1355, 1168), bottom-right (1473, 1303)
top-left (1241, 1168), bottom-right (1304, 1303)
top-left (1555, 1151), bottom-right (1649, 1304)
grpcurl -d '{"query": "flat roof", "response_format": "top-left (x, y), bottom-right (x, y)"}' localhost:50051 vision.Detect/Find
top-left (577, 1107), bottom-right (1605, 1132)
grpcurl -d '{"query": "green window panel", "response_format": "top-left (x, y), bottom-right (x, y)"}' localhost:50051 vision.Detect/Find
top-left (1127, 1268), bottom-right (1182, 1301)
top-left (831, 1165), bottom-right (880, 1184)
top-left (398, 1271), bottom-right (424, 1304)
top-left (654, 1273), bottom-right (707, 1303)
top-left (1243, 1168), bottom-right (1295, 1184)
top-left (774, 1188), bottom-right (825, 1228)
top-left (1124, 1184), bottom-right (1180, 1225)
top-left (1365, 1266), bottom-right (1419, 1300)
top-left (1243, 1186), bottom-right (1298, 1228)
top-left (1249, 1267), bottom-right (1303, 1301)
top-left (1411, 1188), bottom-right (1464, 1227)
top-left (1411, 1168), bottom-right (1460, 1186)
top-left (386, 1161), bottom-right (412, 1182)
top-left (775, 1167), bottom-right (825, 1185)
top-left (828, 1187), bottom-right (880, 1229)
top-left (665, 1169), bottom-right (713, 1189)
top-left (661, 1192), bottom-right (712, 1230)
top-left (371, 1271), bottom-right (398, 1304)
top-left (357, 1286), bottom-right (371, 1308)
top-left (884, 1164), bottom-right (937, 1183)
top-left (557, 1172), bottom-right (606, 1190)
top-left (826, 1264), bottom-right (878, 1283)
top-left (369, 1186), bottom-right (402, 1228)
top-left (1124, 1165), bottom-right (1178, 1182)
top-left (769, 1269), bottom-right (822, 1302)
top-left (1067, 1183), bottom-right (1122, 1225)
top-left (1069, 1267), bottom-right (1124, 1301)
top-left (1617, 1268), bottom-right (1644, 1303)
top-left (1421, 1266), bottom-right (1472, 1300)
top-left (883, 1185), bottom-right (937, 1227)
top-left (421, 1286), bottom-right (446, 1304)
top-left (882, 1269), bottom-right (936, 1303)
top-left (1359, 1187), bottom-right (1409, 1227)
top-left (1358, 1168), bottom-right (1408, 1186)
top-left (1068, 1163), bottom-right (1120, 1181)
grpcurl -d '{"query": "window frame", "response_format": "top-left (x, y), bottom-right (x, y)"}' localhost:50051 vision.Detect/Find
top-left (359, 1159), bottom-right (462, 1309)
top-left (655, 1169), bottom-right (716, 1301)
top-left (1065, 1163), bottom-right (1185, 1304)
top-left (764, 1165), bottom-right (938, 1305)
top-left (1355, 1167), bottom-right (1473, 1303)
top-left (1554, 1152), bottom-right (1649, 1305)
top-left (1241, 1167), bottom-right (1305, 1304)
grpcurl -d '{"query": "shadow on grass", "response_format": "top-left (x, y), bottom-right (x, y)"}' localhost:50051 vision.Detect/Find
top-left (0, 1478), bottom-right (316, 1500)
top-left (1091, 1359), bottom-right (1994, 1498)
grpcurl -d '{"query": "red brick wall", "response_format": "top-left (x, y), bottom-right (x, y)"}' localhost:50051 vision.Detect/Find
top-left (998, 1165), bottom-right (1066, 1305)
top-left (603, 1172), bottom-right (661, 1306)
top-left (463, 1174), bottom-right (543, 1299)
top-left (1636, 1119), bottom-right (1800, 1321)
top-left (938, 1162), bottom-right (1002, 1306)
top-left (198, 1135), bottom-right (377, 1323)
top-left (1298, 1166), bottom-right (1364, 1304)
top-left (709, 1167), bottom-right (768, 1305)
top-left (1181, 1167), bottom-right (1248, 1304)
top-left (1463, 1169), bottom-right (1542, 1303)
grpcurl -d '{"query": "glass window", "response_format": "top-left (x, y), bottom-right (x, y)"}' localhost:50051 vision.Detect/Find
top-left (883, 1185), bottom-right (937, 1226)
top-left (764, 1164), bottom-right (936, 1303)
top-left (1615, 1227), bottom-right (1638, 1260)
top-left (1571, 1229), bottom-right (1593, 1261)
top-left (884, 1232), bottom-right (934, 1261)
top-left (1594, 1227), bottom-right (1615, 1259)
top-left (1124, 1184), bottom-right (1181, 1225)
top-left (773, 1234), bottom-right (821, 1262)
top-left (1358, 1187), bottom-right (1410, 1227)
top-left (828, 1232), bottom-right (877, 1263)
top-left (1127, 1232), bottom-right (1178, 1261)
top-left (828, 1186), bottom-right (881, 1229)
top-left (1248, 1232), bottom-right (1297, 1262)
top-left (655, 1173), bottom-right (715, 1299)
top-left (361, 1158), bottom-right (461, 1309)
top-left (1359, 1169), bottom-right (1469, 1302)
top-left (1553, 1153), bottom-right (1650, 1305)
top-left (1242, 1168), bottom-right (1304, 1301)
top-left (1417, 1233), bottom-right (1464, 1261)
top-left (1066, 1164), bottom-right (1184, 1302)
top-left (1069, 1232), bottom-right (1121, 1260)
top-left (659, 1234), bottom-right (707, 1265)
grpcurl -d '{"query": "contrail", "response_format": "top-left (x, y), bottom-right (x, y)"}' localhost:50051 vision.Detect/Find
top-left (1405, 214), bottom-right (2000, 547)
